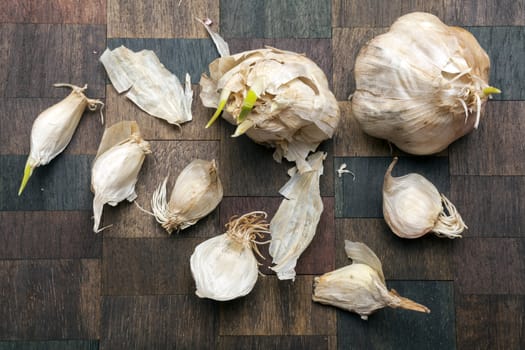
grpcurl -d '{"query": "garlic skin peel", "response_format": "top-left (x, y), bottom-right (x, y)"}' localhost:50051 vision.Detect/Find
top-left (313, 240), bottom-right (430, 320)
top-left (269, 151), bottom-right (325, 280)
top-left (18, 83), bottom-right (104, 195)
top-left (351, 12), bottom-right (500, 155)
top-left (200, 47), bottom-right (340, 173)
top-left (151, 159), bottom-right (223, 234)
top-left (91, 121), bottom-right (151, 233)
top-left (190, 212), bottom-right (269, 301)
top-left (383, 157), bottom-right (467, 239)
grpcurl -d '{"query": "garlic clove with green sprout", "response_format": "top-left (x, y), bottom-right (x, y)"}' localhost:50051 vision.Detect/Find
top-left (150, 159), bottom-right (223, 234)
top-left (91, 121), bottom-right (151, 233)
top-left (18, 83), bottom-right (104, 195)
top-left (351, 12), bottom-right (500, 155)
top-left (190, 211), bottom-right (269, 301)
top-left (383, 157), bottom-right (467, 239)
top-left (313, 240), bottom-right (430, 320)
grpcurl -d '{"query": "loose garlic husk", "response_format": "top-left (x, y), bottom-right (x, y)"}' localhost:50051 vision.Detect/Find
top-left (190, 211), bottom-right (269, 301)
top-left (150, 159), bottom-right (223, 234)
top-left (351, 12), bottom-right (500, 155)
top-left (313, 240), bottom-right (430, 320)
top-left (383, 157), bottom-right (467, 239)
top-left (18, 83), bottom-right (104, 195)
top-left (91, 121), bottom-right (151, 233)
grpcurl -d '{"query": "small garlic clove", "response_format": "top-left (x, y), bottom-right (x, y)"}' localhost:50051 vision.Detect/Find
top-left (383, 157), bottom-right (467, 239)
top-left (313, 240), bottom-right (430, 319)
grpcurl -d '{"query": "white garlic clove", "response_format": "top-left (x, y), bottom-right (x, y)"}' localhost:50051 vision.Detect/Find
top-left (383, 157), bottom-right (467, 239)
top-left (313, 241), bottom-right (430, 320)
top-left (151, 159), bottom-right (223, 234)
top-left (18, 83), bottom-right (103, 195)
top-left (190, 211), bottom-right (269, 301)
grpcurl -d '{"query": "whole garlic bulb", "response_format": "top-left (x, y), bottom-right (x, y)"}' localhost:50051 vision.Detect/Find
top-left (150, 159), bottom-right (223, 234)
top-left (313, 241), bottom-right (430, 320)
top-left (190, 211), bottom-right (269, 301)
top-left (383, 157), bottom-right (467, 239)
top-left (200, 47), bottom-right (340, 173)
top-left (351, 12), bottom-right (500, 155)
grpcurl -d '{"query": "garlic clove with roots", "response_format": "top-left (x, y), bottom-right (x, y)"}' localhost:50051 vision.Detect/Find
top-left (383, 157), bottom-right (467, 239)
top-left (313, 240), bottom-right (430, 320)
top-left (190, 211), bottom-right (270, 301)
top-left (18, 83), bottom-right (104, 195)
top-left (150, 159), bottom-right (223, 234)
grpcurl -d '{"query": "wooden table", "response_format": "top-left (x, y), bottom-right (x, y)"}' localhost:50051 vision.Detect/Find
top-left (1, 1), bottom-right (523, 349)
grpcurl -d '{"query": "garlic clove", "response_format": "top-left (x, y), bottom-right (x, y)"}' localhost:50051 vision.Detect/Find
top-left (383, 157), bottom-right (467, 239)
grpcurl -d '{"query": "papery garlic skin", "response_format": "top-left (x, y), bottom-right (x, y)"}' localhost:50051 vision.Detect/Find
top-left (383, 157), bottom-right (466, 239)
top-left (190, 212), bottom-right (269, 301)
top-left (200, 47), bottom-right (340, 173)
top-left (151, 159), bottom-right (223, 234)
top-left (91, 122), bottom-right (151, 232)
top-left (352, 12), bottom-right (500, 155)
top-left (313, 241), bottom-right (430, 320)
top-left (18, 84), bottom-right (103, 195)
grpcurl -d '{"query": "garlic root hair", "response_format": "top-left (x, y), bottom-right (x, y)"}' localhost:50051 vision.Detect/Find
top-left (432, 194), bottom-right (467, 239)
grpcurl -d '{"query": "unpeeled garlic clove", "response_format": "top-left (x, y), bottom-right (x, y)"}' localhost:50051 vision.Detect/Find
top-left (150, 159), bottom-right (223, 234)
top-left (18, 83), bottom-right (104, 195)
top-left (313, 241), bottom-right (430, 320)
top-left (383, 157), bottom-right (467, 239)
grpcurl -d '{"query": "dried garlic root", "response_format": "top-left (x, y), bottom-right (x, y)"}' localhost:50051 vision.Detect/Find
top-left (18, 83), bottom-right (104, 195)
top-left (91, 121), bottom-right (151, 232)
top-left (313, 240), bottom-right (430, 320)
top-left (190, 211), bottom-right (269, 301)
top-left (149, 159), bottom-right (223, 234)
top-left (383, 157), bottom-right (467, 239)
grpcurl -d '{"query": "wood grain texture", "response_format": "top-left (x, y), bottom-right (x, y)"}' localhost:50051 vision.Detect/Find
top-left (218, 336), bottom-right (335, 350)
top-left (337, 281), bottom-right (455, 350)
top-left (445, 0), bottom-right (525, 26)
top-left (0, 98), bottom-right (104, 156)
top-left (456, 294), bottom-right (525, 350)
top-left (106, 38), bottom-right (220, 85)
top-left (0, 341), bottom-right (99, 350)
top-left (469, 26), bottom-right (525, 101)
top-left (332, 27), bottom-right (386, 100)
top-left (103, 237), bottom-right (200, 295)
top-left (0, 155), bottom-right (93, 211)
top-left (100, 295), bottom-right (218, 350)
top-left (219, 197), bottom-right (335, 275)
top-left (454, 238), bottom-right (525, 294)
top-left (0, 211), bottom-right (101, 259)
top-left (335, 156), bottom-right (450, 218)
top-left (0, 0), bottom-right (106, 24)
top-left (0, 259), bottom-right (100, 340)
top-left (450, 101), bottom-right (525, 175)
top-left (1, 24), bottom-right (106, 98)
top-left (335, 218), bottom-right (454, 280)
top-left (107, 0), bottom-right (219, 38)
top-left (450, 176), bottom-right (525, 237)
top-left (221, 0), bottom-right (331, 38)
top-left (220, 276), bottom-right (336, 336)
top-left (105, 84), bottom-right (220, 141)
top-left (100, 140), bottom-right (220, 238)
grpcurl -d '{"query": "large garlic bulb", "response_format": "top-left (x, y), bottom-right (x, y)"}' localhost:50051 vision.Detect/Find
top-left (351, 12), bottom-right (500, 155)
top-left (383, 157), bottom-right (466, 239)
top-left (313, 241), bottom-right (430, 320)
top-left (190, 211), bottom-right (269, 301)
top-left (200, 47), bottom-right (340, 173)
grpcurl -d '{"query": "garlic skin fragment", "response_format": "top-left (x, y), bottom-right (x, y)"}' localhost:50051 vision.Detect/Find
top-left (91, 121), bottom-right (151, 233)
top-left (18, 83), bottom-right (104, 195)
top-left (151, 159), bottom-right (223, 234)
top-left (269, 151), bottom-right (325, 280)
top-left (383, 157), bottom-right (467, 239)
top-left (200, 47), bottom-right (340, 173)
top-left (351, 12), bottom-right (500, 155)
top-left (190, 212), bottom-right (269, 301)
top-left (313, 241), bottom-right (430, 320)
